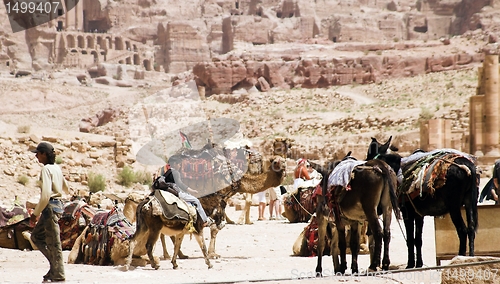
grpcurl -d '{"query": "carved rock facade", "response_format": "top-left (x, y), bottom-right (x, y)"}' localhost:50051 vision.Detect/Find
top-left (0, 0), bottom-right (498, 75)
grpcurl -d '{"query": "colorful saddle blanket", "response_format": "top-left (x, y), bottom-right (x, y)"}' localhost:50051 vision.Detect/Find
top-left (284, 186), bottom-right (318, 223)
top-left (293, 215), bottom-right (331, 257)
top-left (400, 150), bottom-right (474, 197)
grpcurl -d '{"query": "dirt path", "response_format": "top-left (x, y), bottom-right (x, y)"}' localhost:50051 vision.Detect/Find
top-left (335, 86), bottom-right (377, 105)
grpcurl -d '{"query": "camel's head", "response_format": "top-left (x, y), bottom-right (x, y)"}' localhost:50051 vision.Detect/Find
top-left (123, 192), bottom-right (146, 223)
top-left (268, 155), bottom-right (287, 175)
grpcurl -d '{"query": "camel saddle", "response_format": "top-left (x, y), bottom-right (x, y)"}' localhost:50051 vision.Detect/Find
top-left (174, 145), bottom-right (244, 181)
top-left (81, 206), bottom-right (134, 265)
top-left (0, 201), bottom-right (33, 250)
top-left (58, 200), bottom-right (96, 250)
top-left (169, 144), bottom-right (245, 195)
top-left (0, 201), bottom-right (29, 228)
top-left (284, 186), bottom-right (318, 223)
top-left (153, 189), bottom-right (196, 222)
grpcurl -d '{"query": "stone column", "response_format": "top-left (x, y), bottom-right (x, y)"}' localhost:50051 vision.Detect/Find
top-left (75, 0), bottom-right (84, 31)
top-left (469, 95), bottom-right (484, 156)
top-left (419, 120), bottom-right (430, 151)
top-left (222, 17), bottom-right (234, 54)
top-left (483, 54), bottom-right (500, 156)
top-left (476, 66), bottom-right (484, 96)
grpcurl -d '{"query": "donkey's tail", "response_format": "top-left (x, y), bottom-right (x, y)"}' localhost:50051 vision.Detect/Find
top-left (381, 163), bottom-right (402, 220)
top-left (469, 164), bottom-right (479, 233)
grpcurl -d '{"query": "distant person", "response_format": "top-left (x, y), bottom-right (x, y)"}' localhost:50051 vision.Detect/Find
top-left (491, 159), bottom-right (500, 204)
top-left (293, 158), bottom-right (312, 190)
top-left (268, 185), bottom-right (285, 220)
top-left (479, 159), bottom-right (500, 204)
top-left (256, 191), bottom-right (267, 221)
top-left (30, 142), bottom-right (70, 282)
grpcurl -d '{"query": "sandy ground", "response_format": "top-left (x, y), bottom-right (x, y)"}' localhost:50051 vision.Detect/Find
top-left (0, 205), bottom-right (451, 284)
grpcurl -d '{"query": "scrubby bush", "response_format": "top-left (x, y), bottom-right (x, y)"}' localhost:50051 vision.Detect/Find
top-left (419, 106), bottom-right (434, 120)
top-left (117, 166), bottom-right (136, 187)
top-left (135, 170), bottom-right (152, 186)
top-left (88, 172), bottom-right (106, 193)
top-left (17, 125), bottom-right (30, 133)
top-left (17, 175), bottom-right (29, 185)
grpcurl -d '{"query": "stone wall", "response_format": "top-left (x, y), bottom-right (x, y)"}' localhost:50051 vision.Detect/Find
top-left (3, 134), bottom-right (135, 186)
top-left (420, 119), bottom-right (465, 151)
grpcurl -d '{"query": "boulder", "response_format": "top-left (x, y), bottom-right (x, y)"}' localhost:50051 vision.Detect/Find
top-left (79, 108), bottom-right (118, 132)
top-left (257, 77), bottom-right (270, 92)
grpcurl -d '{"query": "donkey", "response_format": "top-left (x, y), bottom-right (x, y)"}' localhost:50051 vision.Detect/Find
top-left (313, 149), bottom-right (401, 275)
top-left (369, 136), bottom-right (478, 268)
top-left (123, 192), bottom-right (189, 261)
top-left (125, 189), bottom-right (213, 270)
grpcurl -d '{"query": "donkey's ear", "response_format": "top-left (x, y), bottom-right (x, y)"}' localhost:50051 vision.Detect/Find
top-left (379, 136), bottom-right (392, 153)
top-left (384, 136), bottom-right (393, 146)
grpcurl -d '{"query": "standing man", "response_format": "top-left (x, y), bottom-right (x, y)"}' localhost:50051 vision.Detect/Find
top-left (30, 142), bottom-right (69, 282)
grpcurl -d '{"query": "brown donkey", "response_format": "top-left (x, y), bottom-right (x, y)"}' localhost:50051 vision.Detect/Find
top-left (125, 189), bottom-right (212, 270)
top-left (313, 151), bottom-right (401, 275)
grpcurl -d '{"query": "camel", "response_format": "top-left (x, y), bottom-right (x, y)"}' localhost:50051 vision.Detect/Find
top-left (233, 157), bottom-right (266, 225)
top-left (185, 153), bottom-right (286, 258)
top-left (0, 200), bottom-right (33, 250)
top-left (235, 137), bottom-right (293, 225)
top-left (202, 155), bottom-right (286, 258)
top-left (170, 143), bottom-right (286, 258)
